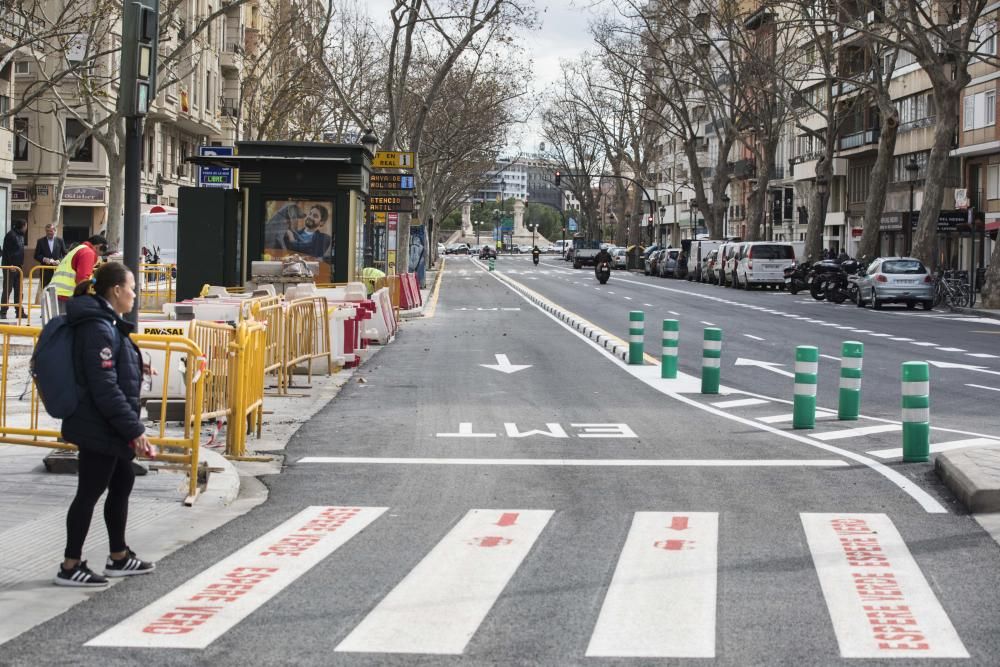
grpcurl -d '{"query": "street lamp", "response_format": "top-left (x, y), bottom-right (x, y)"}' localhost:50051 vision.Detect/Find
top-left (721, 195), bottom-right (731, 239)
top-left (529, 222), bottom-right (538, 248)
top-left (658, 205), bottom-right (666, 245)
top-left (905, 156), bottom-right (919, 256)
top-left (360, 128), bottom-right (379, 156)
top-left (816, 174), bottom-right (829, 257)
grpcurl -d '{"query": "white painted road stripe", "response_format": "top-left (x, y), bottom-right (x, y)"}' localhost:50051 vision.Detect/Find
top-left (743, 334), bottom-right (764, 341)
top-left (801, 513), bottom-right (968, 658)
top-left (966, 383), bottom-right (1000, 392)
top-left (335, 509), bottom-right (552, 655)
top-left (757, 412), bottom-right (838, 424)
top-left (866, 437), bottom-right (1000, 460)
top-left (711, 398), bottom-right (770, 409)
top-left (967, 353), bottom-right (999, 359)
top-left (810, 424), bottom-right (901, 441)
top-left (587, 512), bottom-right (717, 658)
top-left (297, 457), bottom-right (848, 467)
top-left (86, 506), bottom-right (386, 648)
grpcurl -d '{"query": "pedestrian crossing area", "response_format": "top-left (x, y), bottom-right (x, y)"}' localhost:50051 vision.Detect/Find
top-left (85, 506), bottom-right (971, 659)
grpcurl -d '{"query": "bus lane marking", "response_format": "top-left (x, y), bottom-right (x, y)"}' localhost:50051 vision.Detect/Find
top-left (801, 513), bottom-right (967, 659)
top-left (86, 506), bottom-right (386, 649)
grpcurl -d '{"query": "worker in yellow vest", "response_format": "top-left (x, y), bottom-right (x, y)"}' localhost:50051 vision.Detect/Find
top-left (50, 235), bottom-right (108, 311)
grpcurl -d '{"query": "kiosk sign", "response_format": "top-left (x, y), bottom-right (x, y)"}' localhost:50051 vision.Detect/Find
top-left (198, 146), bottom-right (234, 189)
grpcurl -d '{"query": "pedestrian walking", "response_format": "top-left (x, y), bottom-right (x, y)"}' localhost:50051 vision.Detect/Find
top-left (55, 262), bottom-right (156, 587)
top-left (51, 234), bottom-right (107, 312)
top-left (33, 223), bottom-right (67, 287)
top-left (1, 219), bottom-right (28, 318)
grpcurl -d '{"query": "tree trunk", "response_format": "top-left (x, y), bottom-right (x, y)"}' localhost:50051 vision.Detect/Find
top-left (981, 238), bottom-right (1000, 307)
top-left (859, 103), bottom-right (899, 262)
top-left (805, 156), bottom-right (831, 262)
top-left (911, 87), bottom-right (959, 268)
top-left (105, 156), bottom-right (125, 250)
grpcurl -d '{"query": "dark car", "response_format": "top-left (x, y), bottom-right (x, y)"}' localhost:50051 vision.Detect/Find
top-left (445, 243), bottom-right (470, 255)
top-left (479, 246), bottom-right (497, 260)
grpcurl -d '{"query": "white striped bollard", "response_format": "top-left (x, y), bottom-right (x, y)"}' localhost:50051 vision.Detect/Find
top-left (793, 345), bottom-right (819, 429)
top-left (901, 361), bottom-right (930, 462)
top-left (661, 319), bottom-right (679, 379)
top-left (628, 311), bottom-right (645, 365)
top-left (838, 341), bottom-right (863, 421)
top-left (701, 327), bottom-right (722, 394)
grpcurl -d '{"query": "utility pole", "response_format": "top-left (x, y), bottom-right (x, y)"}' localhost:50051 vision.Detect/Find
top-left (119, 0), bottom-right (159, 322)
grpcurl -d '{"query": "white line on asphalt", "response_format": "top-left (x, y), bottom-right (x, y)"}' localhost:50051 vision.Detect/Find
top-left (86, 506), bottom-right (387, 649)
top-left (624, 296), bottom-right (633, 300)
top-left (297, 457), bottom-right (848, 467)
top-left (335, 509), bottom-right (552, 655)
top-left (936, 347), bottom-right (966, 352)
top-left (669, 310), bottom-right (679, 316)
top-left (966, 383), bottom-right (1000, 392)
top-left (890, 337), bottom-right (914, 341)
top-left (587, 512), bottom-right (717, 658)
top-left (810, 424), bottom-right (901, 441)
top-left (967, 353), bottom-right (1000, 358)
top-left (644, 303), bottom-right (654, 307)
top-left (867, 333), bottom-right (893, 337)
top-left (711, 398), bottom-right (770, 409)
top-left (802, 513), bottom-right (968, 658)
top-left (819, 354), bottom-right (841, 362)
top-left (851, 329), bottom-right (873, 334)
top-left (756, 412), bottom-right (838, 424)
top-left (700, 321), bottom-right (715, 326)
top-left (743, 334), bottom-right (765, 341)
top-left (911, 341), bottom-right (939, 347)
top-left (866, 437), bottom-right (1000, 459)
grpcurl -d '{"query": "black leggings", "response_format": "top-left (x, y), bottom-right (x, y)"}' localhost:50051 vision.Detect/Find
top-left (64, 449), bottom-right (136, 560)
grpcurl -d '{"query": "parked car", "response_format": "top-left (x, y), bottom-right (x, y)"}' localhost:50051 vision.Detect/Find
top-left (645, 249), bottom-right (666, 276)
top-left (437, 243), bottom-right (446, 256)
top-left (721, 242), bottom-right (745, 287)
top-left (658, 249), bottom-right (681, 278)
top-left (735, 242), bottom-right (796, 289)
top-left (701, 249), bottom-right (719, 283)
top-left (611, 247), bottom-right (627, 269)
top-left (855, 257), bottom-right (934, 310)
top-left (517, 244), bottom-right (534, 254)
top-left (446, 243), bottom-right (471, 255)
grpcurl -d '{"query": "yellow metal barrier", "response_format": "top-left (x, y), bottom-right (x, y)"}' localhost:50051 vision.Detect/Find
top-left (283, 297), bottom-right (333, 384)
top-left (309, 297), bottom-right (334, 376)
top-left (139, 263), bottom-right (176, 313)
top-left (24, 265), bottom-right (56, 321)
top-left (1, 266), bottom-right (26, 324)
top-left (0, 324), bottom-right (207, 505)
top-left (188, 320), bottom-right (237, 424)
top-left (226, 321), bottom-right (267, 459)
top-left (252, 301), bottom-right (286, 393)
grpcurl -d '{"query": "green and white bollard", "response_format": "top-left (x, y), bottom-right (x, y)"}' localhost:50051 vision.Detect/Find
top-left (488, 257), bottom-right (495, 272)
top-left (901, 361), bottom-right (930, 462)
top-left (838, 341), bottom-right (864, 421)
top-left (661, 319), bottom-right (679, 379)
top-left (701, 327), bottom-right (722, 394)
top-left (628, 311), bottom-right (645, 365)
top-left (793, 345), bottom-right (819, 429)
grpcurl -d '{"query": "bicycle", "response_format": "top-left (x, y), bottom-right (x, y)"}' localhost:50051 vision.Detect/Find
top-left (932, 273), bottom-right (971, 309)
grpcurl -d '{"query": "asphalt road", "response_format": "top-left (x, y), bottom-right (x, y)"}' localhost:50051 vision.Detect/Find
top-left (5, 255), bottom-right (1000, 666)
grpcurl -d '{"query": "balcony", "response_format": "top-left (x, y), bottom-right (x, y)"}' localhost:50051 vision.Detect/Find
top-left (220, 43), bottom-right (242, 73)
top-left (792, 156), bottom-right (848, 181)
top-left (838, 128), bottom-right (880, 151)
top-left (899, 116), bottom-right (935, 133)
top-left (0, 126), bottom-right (14, 181)
top-left (219, 97), bottom-right (238, 117)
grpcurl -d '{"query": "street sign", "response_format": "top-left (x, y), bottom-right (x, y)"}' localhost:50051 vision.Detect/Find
top-left (370, 196), bottom-right (414, 213)
top-left (371, 174), bottom-right (415, 191)
top-left (372, 151), bottom-right (416, 169)
top-left (198, 146), bottom-right (234, 189)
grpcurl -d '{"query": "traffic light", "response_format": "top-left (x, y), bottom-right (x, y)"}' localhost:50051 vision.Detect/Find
top-left (554, 170), bottom-right (561, 186)
top-left (119, 0), bottom-right (159, 117)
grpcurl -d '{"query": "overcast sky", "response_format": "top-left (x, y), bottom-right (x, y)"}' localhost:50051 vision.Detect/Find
top-left (361, 1), bottom-right (601, 152)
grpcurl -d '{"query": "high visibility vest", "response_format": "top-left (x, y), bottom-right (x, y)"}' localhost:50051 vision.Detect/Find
top-left (50, 244), bottom-right (87, 298)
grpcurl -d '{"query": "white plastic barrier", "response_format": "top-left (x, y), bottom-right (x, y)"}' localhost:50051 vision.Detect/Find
top-left (136, 319), bottom-right (194, 399)
top-left (365, 288), bottom-right (394, 344)
top-left (329, 305), bottom-right (353, 366)
top-left (162, 300), bottom-right (245, 322)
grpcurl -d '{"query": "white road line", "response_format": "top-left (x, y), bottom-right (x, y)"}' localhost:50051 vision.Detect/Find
top-left (810, 424), bottom-right (901, 441)
top-left (911, 342), bottom-right (939, 347)
top-left (891, 337), bottom-right (914, 341)
top-left (802, 513), bottom-right (968, 658)
top-left (967, 353), bottom-right (999, 359)
top-left (298, 457), bottom-right (848, 467)
top-left (743, 334), bottom-right (765, 341)
top-left (867, 333), bottom-right (893, 337)
top-left (966, 383), bottom-right (1000, 392)
top-left (587, 512), bottom-right (717, 658)
top-left (335, 509), bottom-right (552, 655)
top-left (867, 437), bottom-right (1000, 459)
top-left (820, 354), bottom-right (841, 362)
top-left (624, 296), bottom-right (633, 300)
top-left (86, 506), bottom-right (386, 649)
top-left (935, 347), bottom-right (965, 352)
top-left (852, 329), bottom-right (873, 334)
top-left (757, 412), bottom-right (838, 424)
top-left (669, 310), bottom-right (679, 316)
top-left (711, 398), bottom-right (770, 409)
top-left (644, 303), bottom-right (654, 307)
top-left (700, 321), bottom-right (715, 326)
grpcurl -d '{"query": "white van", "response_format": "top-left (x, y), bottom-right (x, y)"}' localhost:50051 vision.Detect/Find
top-left (140, 212), bottom-right (177, 265)
top-left (551, 239), bottom-right (572, 257)
top-left (687, 240), bottom-right (724, 282)
top-left (735, 242), bottom-right (796, 289)
top-left (718, 242), bottom-right (744, 287)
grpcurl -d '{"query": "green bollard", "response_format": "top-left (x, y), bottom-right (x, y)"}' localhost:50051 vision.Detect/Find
top-left (901, 361), bottom-right (930, 462)
top-left (661, 319), bottom-right (679, 379)
top-left (488, 258), bottom-right (495, 272)
top-left (793, 345), bottom-right (819, 429)
top-left (838, 341), bottom-right (864, 421)
top-left (701, 327), bottom-right (722, 394)
top-left (628, 311), bottom-right (645, 365)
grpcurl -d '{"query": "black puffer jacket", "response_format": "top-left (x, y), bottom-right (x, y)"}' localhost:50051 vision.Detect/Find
top-left (60, 295), bottom-right (145, 459)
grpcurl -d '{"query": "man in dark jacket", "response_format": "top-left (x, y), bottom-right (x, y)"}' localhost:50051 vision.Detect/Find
top-left (1, 219), bottom-right (27, 318)
top-left (34, 223), bottom-right (67, 287)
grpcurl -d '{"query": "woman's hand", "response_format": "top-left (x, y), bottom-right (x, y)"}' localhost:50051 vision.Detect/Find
top-left (131, 434), bottom-right (157, 458)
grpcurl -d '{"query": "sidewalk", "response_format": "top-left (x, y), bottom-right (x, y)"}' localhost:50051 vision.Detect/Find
top-left (954, 305), bottom-right (1000, 320)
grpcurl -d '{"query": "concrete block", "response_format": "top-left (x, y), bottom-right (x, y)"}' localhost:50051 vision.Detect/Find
top-left (43, 450), bottom-right (78, 474)
top-left (145, 399), bottom-right (189, 422)
top-left (936, 445), bottom-right (1000, 513)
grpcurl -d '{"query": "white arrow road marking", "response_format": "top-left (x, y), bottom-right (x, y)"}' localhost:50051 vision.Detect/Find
top-left (734, 358), bottom-right (795, 378)
top-left (479, 354), bottom-right (532, 374)
top-left (926, 360), bottom-right (1000, 377)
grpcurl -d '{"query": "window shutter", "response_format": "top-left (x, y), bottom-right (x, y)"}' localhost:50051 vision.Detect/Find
top-left (965, 95), bottom-right (975, 130)
top-left (989, 165), bottom-right (999, 200)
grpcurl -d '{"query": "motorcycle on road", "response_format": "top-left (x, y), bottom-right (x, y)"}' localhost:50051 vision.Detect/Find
top-left (532, 251), bottom-right (540, 266)
top-left (596, 261), bottom-right (611, 285)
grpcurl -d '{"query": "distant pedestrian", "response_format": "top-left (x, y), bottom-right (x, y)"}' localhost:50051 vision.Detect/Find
top-left (55, 262), bottom-right (156, 587)
top-left (33, 223), bottom-right (67, 287)
top-left (51, 234), bottom-right (107, 312)
top-left (1, 219), bottom-right (28, 319)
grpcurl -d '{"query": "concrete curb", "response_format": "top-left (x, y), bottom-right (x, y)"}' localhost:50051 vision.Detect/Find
top-left (953, 306), bottom-right (1000, 320)
top-left (935, 445), bottom-right (1000, 513)
top-left (199, 448), bottom-right (241, 507)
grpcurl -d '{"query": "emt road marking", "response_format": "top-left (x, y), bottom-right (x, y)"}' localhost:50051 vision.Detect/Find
top-left (587, 512), bottom-right (718, 658)
top-left (85, 506), bottom-right (386, 649)
top-left (334, 509), bottom-right (552, 655)
top-left (801, 513), bottom-right (967, 659)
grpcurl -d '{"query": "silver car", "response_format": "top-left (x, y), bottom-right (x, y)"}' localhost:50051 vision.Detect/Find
top-left (856, 257), bottom-right (934, 310)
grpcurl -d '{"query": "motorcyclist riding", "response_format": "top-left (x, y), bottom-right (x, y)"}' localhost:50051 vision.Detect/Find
top-left (594, 247), bottom-right (612, 272)
top-left (531, 245), bottom-right (541, 265)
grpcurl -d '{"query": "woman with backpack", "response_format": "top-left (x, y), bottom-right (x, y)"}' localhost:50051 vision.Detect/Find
top-left (55, 262), bottom-right (157, 587)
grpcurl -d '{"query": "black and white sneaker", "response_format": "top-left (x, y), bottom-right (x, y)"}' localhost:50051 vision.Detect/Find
top-left (54, 561), bottom-right (109, 587)
top-left (104, 549), bottom-right (155, 577)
